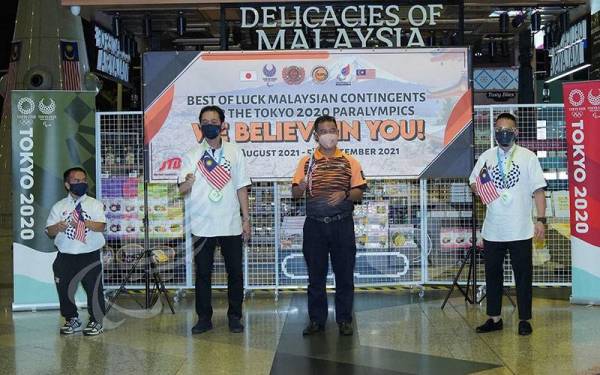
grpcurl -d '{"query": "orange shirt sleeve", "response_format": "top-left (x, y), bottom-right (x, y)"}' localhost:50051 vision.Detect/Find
top-left (292, 156), bottom-right (309, 185)
top-left (348, 155), bottom-right (367, 189)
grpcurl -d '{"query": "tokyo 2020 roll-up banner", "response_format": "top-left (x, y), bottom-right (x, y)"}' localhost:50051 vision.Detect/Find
top-left (11, 91), bottom-right (96, 310)
top-left (143, 49), bottom-right (473, 181)
top-left (563, 81), bottom-right (600, 305)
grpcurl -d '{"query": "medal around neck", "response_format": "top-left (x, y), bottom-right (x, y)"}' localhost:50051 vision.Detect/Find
top-left (500, 190), bottom-right (512, 205)
top-left (209, 189), bottom-right (223, 202)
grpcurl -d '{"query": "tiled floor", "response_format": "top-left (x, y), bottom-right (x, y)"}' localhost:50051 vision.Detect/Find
top-left (0, 287), bottom-right (598, 375)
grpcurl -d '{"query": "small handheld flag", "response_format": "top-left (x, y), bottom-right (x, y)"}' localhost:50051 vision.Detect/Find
top-left (197, 150), bottom-right (231, 191)
top-left (475, 163), bottom-right (500, 205)
top-left (70, 203), bottom-right (87, 243)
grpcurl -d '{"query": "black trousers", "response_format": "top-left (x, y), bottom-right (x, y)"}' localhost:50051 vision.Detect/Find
top-left (483, 239), bottom-right (533, 320)
top-left (193, 235), bottom-right (244, 322)
top-left (303, 216), bottom-right (357, 325)
top-left (52, 250), bottom-right (106, 323)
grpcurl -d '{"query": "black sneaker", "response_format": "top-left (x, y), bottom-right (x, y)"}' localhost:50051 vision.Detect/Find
top-left (228, 319), bottom-right (244, 333)
top-left (338, 322), bottom-right (353, 336)
top-left (302, 321), bottom-right (325, 336)
top-left (476, 318), bottom-right (503, 333)
top-left (83, 321), bottom-right (103, 336)
top-left (191, 319), bottom-right (213, 334)
top-left (518, 320), bottom-right (532, 336)
top-left (60, 317), bottom-right (82, 335)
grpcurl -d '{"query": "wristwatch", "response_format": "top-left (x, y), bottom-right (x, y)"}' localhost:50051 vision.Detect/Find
top-left (536, 217), bottom-right (547, 224)
top-left (344, 190), bottom-right (350, 200)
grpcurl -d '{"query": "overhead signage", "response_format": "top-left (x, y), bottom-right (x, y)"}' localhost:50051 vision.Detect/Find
top-left (240, 4), bottom-right (444, 50)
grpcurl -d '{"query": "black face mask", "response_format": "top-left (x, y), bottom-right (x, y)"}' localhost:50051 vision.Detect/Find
top-left (202, 124), bottom-right (221, 140)
top-left (69, 182), bottom-right (88, 196)
top-left (495, 129), bottom-right (516, 147)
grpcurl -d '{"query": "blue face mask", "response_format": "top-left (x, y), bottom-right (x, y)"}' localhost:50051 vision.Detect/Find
top-left (495, 129), bottom-right (516, 147)
top-left (202, 124), bottom-right (221, 140)
top-left (69, 182), bottom-right (88, 196)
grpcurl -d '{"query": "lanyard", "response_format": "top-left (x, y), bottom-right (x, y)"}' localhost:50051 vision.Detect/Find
top-left (496, 146), bottom-right (516, 187)
top-left (209, 147), bottom-right (224, 164)
top-left (306, 152), bottom-right (317, 196)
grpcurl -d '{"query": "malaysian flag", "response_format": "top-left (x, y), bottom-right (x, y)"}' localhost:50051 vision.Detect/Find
top-left (475, 163), bottom-right (500, 205)
top-left (60, 40), bottom-right (81, 90)
top-left (70, 203), bottom-right (87, 243)
top-left (197, 150), bottom-right (231, 190)
top-left (1, 41), bottom-right (21, 116)
top-left (356, 68), bottom-right (376, 79)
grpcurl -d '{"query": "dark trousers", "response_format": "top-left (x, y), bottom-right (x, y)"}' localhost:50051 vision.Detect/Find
top-left (303, 216), bottom-right (357, 324)
top-left (193, 235), bottom-right (244, 322)
top-left (483, 239), bottom-right (533, 320)
top-left (52, 250), bottom-right (106, 323)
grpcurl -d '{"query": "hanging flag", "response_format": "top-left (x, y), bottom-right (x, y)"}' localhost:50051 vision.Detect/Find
top-left (67, 203), bottom-right (87, 243)
top-left (475, 163), bottom-right (500, 204)
top-left (197, 150), bottom-right (231, 190)
top-left (60, 40), bottom-right (81, 90)
top-left (1, 41), bottom-right (21, 116)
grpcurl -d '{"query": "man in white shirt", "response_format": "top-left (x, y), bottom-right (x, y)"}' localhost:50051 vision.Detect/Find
top-left (46, 167), bottom-right (107, 336)
top-left (178, 105), bottom-right (251, 334)
top-left (469, 112), bottom-right (547, 336)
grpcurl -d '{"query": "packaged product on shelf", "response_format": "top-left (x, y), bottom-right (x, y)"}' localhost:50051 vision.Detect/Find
top-left (107, 220), bottom-right (124, 240)
top-left (101, 177), bottom-right (125, 198)
top-left (552, 191), bottom-right (569, 218)
top-left (383, 183), bottom-right (410, 197)
top-left (122, 177), bottom-right (139, 197)
top-left (365, 231), bottom-right (388, 249)
top-left (450, 183), bottom-right (472, 203)
top-left (106, 198), bottom-right (123, 217)
top-left (389, 224), bottom-right (416, 247)
top-left (102, 245), bottom-right (115, 266)
top-left (440, 227), bottom-right (482, 250)
top-left (280, 216), bottom-right (305, 250)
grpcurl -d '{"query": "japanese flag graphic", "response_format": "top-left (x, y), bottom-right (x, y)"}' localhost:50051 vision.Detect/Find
top-left (240, 71), bottom-right (257, 81)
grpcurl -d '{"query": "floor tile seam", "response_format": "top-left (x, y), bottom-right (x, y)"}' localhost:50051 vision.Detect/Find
top-left (448, 299), bottom-right (516, 375)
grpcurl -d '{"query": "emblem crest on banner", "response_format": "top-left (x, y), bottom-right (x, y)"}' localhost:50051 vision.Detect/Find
top-left (262, 64), bottom-right (277, 86)
top-left (17, 97), bottom-right (35, 115)
top-left (568, 89), bottom-right (585, 107)
top-left (588, 89), bottom-right (600, 106)
top-left (311, 66), bottom-right (328, 84)
top-left (282, 66), bottom-right (305, 85)
top-left (336, 64), bottom-right (352, 86)
top-left (38, 98), bottom-right (56, 115)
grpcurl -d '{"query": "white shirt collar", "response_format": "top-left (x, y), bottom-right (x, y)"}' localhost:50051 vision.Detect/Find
top-left (67, 193), bottom-right (87, 204)
top-left (201, 139), bottom-right (224, 151)
top-left (498, 144), bottom-right (517, 157)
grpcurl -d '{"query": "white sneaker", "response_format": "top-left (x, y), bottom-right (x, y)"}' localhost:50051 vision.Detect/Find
top-left (83, 321), bottom-right (103, 336)
top-left (60, 318), bottom-right (82, 335)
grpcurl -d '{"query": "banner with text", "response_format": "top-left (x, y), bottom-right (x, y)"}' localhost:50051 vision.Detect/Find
top-left (144, 48), bottom-right (472, 181)
top-left (563, 80), bottom-right (600, 305)
top-left (11, 90), bottom-right (96, 309)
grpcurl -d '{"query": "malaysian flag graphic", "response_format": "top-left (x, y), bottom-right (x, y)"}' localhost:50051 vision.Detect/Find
top-left (356, 68), bottom-right (376, 79)
top-left (69, 203), bottom-right (87, 243)
top-left (475, 163), bottom-right (500, 205)
top-left (60, 40), bottom-right (81, 90)
top-left (197, 151), bottom-right (232, 190)
top-left (1, 41), bottom-right (21, 116)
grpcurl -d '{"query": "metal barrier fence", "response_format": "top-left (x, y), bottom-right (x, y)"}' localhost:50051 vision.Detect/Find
top-left (97, 104), bottom-right (570, 293)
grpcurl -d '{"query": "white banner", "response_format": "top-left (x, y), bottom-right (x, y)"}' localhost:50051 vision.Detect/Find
top-left (144, 48), bottom-right (472, 181)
